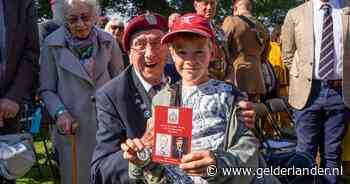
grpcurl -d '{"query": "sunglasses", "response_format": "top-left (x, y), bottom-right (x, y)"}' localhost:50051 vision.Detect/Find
top-left (111, 25), bottom-right (124, 31)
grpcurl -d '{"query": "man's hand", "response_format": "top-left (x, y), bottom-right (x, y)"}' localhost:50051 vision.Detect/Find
top-left (121, 138), bottom-right (148, 166)
top-left (179, 150), bottom-right (216, 177)
top-left (56, 112), bottom-right (76, 135)
top-left (0, 98), bottom-right (20, 119)
top-left (237, 101), bottom-right (256, 129)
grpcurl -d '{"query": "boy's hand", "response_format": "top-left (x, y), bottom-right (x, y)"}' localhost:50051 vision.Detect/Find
top-left (121, 138), bottom-right (148, 166)
top-left (179, 150), bottom-right (216, 177)
top-left (238, 101), bottom-right (256, 129)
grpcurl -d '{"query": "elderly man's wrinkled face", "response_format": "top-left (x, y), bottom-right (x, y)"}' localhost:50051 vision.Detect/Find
top-left (194, 0), bottom-right (217, 19)
top-left (66, 2), bottom-right (95, 39)
top-left (129, 29), bottom-right (167, 85)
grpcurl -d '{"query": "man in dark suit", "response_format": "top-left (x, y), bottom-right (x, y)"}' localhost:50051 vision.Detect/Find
top-left (91, 13), bottom-right (256, 184)
top-left (0, 0), bottom-right (39, 183)
top-left (172, 137), bottom-right (187, 159)
top-left (90, 13), bottom-right (176, 184)
top-left (0, 0), bottom-right (39, 134)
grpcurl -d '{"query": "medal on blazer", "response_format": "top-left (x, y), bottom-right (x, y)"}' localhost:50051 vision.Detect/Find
top-left (134, 91), bottom-right (152, 119)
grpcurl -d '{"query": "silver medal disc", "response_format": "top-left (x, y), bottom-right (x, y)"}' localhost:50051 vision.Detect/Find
top-left (137, 148), bottom-right (151, 161)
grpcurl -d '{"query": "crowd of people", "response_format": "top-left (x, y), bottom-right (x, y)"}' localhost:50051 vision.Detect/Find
top-left (0, 0), bottom-right (349, 184)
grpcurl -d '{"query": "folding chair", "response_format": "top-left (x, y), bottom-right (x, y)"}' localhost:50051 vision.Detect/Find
top-left (265, 97), bottom-right (296, 139)
top-left (254, 102), bottom-right (283, 139)
top-left (19, 97), bottom-right (60, 183)
top-left (255, 99), bottom-right (318, 184)
top-left (254, 101), bottom-right (297, 153)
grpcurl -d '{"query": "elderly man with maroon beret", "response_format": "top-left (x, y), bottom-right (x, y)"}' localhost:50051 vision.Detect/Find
top-left (90, 13), bottom-right (256, 184)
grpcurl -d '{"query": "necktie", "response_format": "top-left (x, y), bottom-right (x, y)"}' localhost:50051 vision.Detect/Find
top-left (148, 83), bottom-right (163, 99)
top-left (318, 3), bottom-right (335, 79)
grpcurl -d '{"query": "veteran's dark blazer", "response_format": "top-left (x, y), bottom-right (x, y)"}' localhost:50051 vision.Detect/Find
top-left (91, 64), bottom-right (179, 184)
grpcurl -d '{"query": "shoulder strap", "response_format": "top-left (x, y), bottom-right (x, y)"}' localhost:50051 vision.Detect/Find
top-left (237, 15), bottom-right (263, 47)
top-left (223, 86), bottom-right (246, 150)
top-left (238, 15), bottom-right (256, 29)
top-left (169, 81), bottom-right (182, 107)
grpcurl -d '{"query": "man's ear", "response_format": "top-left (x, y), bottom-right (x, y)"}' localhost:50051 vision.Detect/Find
top-left (127, 51), bottom-right (132, 64)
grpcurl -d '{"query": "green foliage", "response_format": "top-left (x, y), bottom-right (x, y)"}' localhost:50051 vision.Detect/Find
top-left (36, 0), bottom-right (305, 25)
top-left (252, 0), bottom-right (305, 25)
top-left (36, 0), bottom-right (52, 21)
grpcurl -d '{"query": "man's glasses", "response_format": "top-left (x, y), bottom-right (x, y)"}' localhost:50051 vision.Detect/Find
top-left (67, 14), bottom-right (92, 24)
top-left (130, 40), bottom-right (162, 53)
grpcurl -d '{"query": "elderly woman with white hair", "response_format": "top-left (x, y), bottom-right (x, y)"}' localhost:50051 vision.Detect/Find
top-left (104, 17), bottom-right (130, 66)
top-left (39, 0), bottom-right (124, 183)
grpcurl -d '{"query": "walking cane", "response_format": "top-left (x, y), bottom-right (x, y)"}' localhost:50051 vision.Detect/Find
top-left (71, 122), bottom-right (79, 184)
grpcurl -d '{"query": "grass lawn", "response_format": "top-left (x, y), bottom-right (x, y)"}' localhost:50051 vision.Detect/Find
top-left (13, 133), bottom-right (350, 184)
top-left (16, 136), bottom-right (55, 184)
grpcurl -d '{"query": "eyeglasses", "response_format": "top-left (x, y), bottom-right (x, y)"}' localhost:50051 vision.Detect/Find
top-left (67, 14), bottom-right (92, 24)
top-left (130, 40), bottom-right (162, 53)
top-left (111, 25), bottom-right (124, 31)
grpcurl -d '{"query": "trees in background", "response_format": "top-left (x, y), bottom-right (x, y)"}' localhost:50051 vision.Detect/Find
top-left (36, 0), bottom-right (304, 26)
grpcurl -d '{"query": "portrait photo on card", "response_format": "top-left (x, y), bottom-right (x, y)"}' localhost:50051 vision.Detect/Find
top-left (155, 133), bottom-right (172, 157)
top-left (171, 136), bottom-right (188, 159)
top-left (168, 108), bottom-right (179, 124)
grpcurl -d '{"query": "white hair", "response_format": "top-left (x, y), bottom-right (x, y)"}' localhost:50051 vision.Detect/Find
top-left (62, 0), bottom-right (100, 23)
top-left (104, 17), bottom-right (124, 33)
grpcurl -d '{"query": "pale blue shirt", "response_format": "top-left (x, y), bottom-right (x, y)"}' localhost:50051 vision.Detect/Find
top-left (313, 0), bottom-right (342, 80)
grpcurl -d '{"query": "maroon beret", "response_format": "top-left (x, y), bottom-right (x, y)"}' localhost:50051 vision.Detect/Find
top-left (122, 13), bottom-right (168, 52)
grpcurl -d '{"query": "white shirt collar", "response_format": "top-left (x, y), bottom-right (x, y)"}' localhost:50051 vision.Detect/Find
top-left (313, 0), bottom-right (340, 11)
top-left (133, 67), bottom-right (166, 93)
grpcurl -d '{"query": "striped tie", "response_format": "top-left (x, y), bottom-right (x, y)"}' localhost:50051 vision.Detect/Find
top-left (319, 3), bottom-right (335, 79)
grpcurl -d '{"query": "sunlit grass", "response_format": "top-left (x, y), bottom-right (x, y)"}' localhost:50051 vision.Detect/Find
top-left (16, 135), bottom-right (55, 184)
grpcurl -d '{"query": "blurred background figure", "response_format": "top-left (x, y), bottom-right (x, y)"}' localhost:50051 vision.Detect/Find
top-left (168, 12), bottom-right (181, 28)
top-left (194, 0), bottom-right (228, 81)
top-left (97, 15), bottom-right (109, 29)
top-left (105, 17), bottom-right (129, 66)
top-left (39, 0), bottom-right (124, 183)
top-left (222, 0), bottom-right (270, 102)
top-left (268, 24), bottom-right (288, 97)
top-left (39, 0), bottom-right (64, 45)
top-left (166, 12), bottom-right (181, 64)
